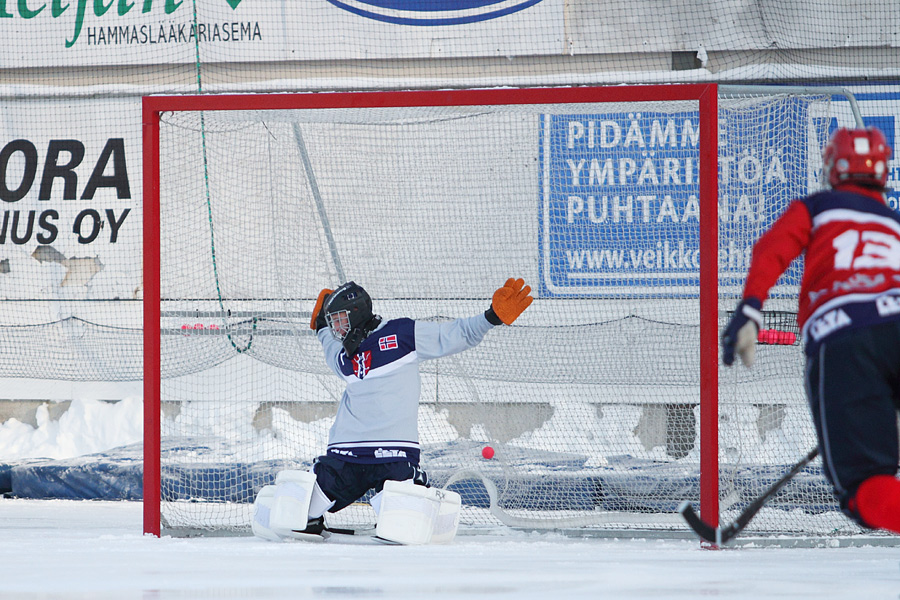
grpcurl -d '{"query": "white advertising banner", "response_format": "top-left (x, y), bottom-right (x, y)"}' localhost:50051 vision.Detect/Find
top-left (0, 97), bottom-right (143, 300)
top-left (0, 0), bottom-right (564, 68)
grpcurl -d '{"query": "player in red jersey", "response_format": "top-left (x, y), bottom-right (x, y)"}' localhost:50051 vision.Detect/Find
top-left (722, 126), bottom-right (900, 534)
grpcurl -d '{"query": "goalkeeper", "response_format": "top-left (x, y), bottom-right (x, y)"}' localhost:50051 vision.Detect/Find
top-left (256, 278), bottom-right (532, 539)
top-left (722, 126), bottom-right (900, 535)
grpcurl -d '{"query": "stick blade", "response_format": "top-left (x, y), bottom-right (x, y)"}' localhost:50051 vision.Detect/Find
top-left (677, 500), bottom-right (720, 544)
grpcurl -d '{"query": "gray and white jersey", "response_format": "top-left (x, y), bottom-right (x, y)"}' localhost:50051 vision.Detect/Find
top-left (317, 313), bottom-right (494, 463)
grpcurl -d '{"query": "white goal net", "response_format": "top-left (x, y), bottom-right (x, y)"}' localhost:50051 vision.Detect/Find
top-left (146, 86), bottom-right (857, 536)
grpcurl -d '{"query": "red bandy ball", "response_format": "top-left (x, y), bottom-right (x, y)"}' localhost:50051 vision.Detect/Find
top-left (482, 446), bottom-right (495, 459)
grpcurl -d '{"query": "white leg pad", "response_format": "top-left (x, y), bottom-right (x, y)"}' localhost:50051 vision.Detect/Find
top-left (309, 482), bottom-right (336, 519)
top-left (430, 488), bottom-right (462, 545)
top-left (375, 480), bottom-right (462, 545)
top-left (268, 470), bottom-right (317, 537)
top-left (376, 480), bottom-right (437, 545)
top-left (370, 490), bottom-right (384, 516)
top-left (251, 485), bottom-right (283, 542)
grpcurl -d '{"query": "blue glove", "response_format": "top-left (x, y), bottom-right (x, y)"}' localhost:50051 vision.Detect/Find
top-left (722, 297), bottom-right (764, 367)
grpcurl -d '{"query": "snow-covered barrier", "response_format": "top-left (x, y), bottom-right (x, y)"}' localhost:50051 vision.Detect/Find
top-left (0, 439), bottom-right (834, 525)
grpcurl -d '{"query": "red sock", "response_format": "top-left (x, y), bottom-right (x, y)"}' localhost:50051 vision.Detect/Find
top-left (852, 475), bottom-right (900, 534)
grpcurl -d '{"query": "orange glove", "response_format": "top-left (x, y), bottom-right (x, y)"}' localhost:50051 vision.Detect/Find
top-left (310, 288), bottom-right (334, 331)
top-left (489, 278), bottom-right (533, 325)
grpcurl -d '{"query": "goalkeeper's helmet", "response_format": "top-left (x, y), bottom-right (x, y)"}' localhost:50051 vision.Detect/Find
top-left (324, 281), bottom-right (381, 356)
top-left (822, 126), bottom-right (892, 189)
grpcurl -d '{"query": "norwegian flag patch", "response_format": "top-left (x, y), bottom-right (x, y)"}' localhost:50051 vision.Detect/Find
top-left (378, 334), bottom-right (398, 351)
top-left (353, 351), bottom-right (372, 379)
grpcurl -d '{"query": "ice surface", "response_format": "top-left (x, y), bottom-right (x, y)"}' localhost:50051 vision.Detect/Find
top-left (1, 498), bottom-right (899, 599)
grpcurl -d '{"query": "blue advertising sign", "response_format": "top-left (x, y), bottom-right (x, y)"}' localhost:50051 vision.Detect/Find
top-left (538, 104), bottom-right (814, 297)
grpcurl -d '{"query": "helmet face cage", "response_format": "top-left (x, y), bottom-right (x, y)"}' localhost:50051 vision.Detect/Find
top-left (325, 310), bottom-right (350, 340)
top-left (325, 310), bottom-right (352, 340)
top-left (322, 281), bottom-right (373, 341)
top-left (822, 127), bottom-right (892, 189)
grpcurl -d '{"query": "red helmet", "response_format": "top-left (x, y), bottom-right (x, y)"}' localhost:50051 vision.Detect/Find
top-left (822, 126), bottom-right (892, 189)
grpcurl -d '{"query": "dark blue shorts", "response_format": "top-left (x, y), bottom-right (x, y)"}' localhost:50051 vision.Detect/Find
top-left (312, 454), bottom-right (428, 512)
top-left (805, 320), bottom-right (900, 519)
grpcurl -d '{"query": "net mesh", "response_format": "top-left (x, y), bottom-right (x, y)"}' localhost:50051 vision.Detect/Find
top-left (150, 90), bottom-right (857, 534)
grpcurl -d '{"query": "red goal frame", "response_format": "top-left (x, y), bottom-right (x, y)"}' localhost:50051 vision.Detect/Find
top-left (142, 85), bottom-right (721, 537)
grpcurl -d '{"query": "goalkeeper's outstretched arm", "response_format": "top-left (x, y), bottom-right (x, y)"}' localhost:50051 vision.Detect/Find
top-left (416, 278), bottom-right (533, 360)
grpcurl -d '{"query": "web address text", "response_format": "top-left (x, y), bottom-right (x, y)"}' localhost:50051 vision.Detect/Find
top-left (564, 240), bottom-right (752, 276)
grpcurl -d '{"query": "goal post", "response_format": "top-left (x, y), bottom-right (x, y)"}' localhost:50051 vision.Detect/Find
top-left (142, 84), bottom-right (843, 538)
